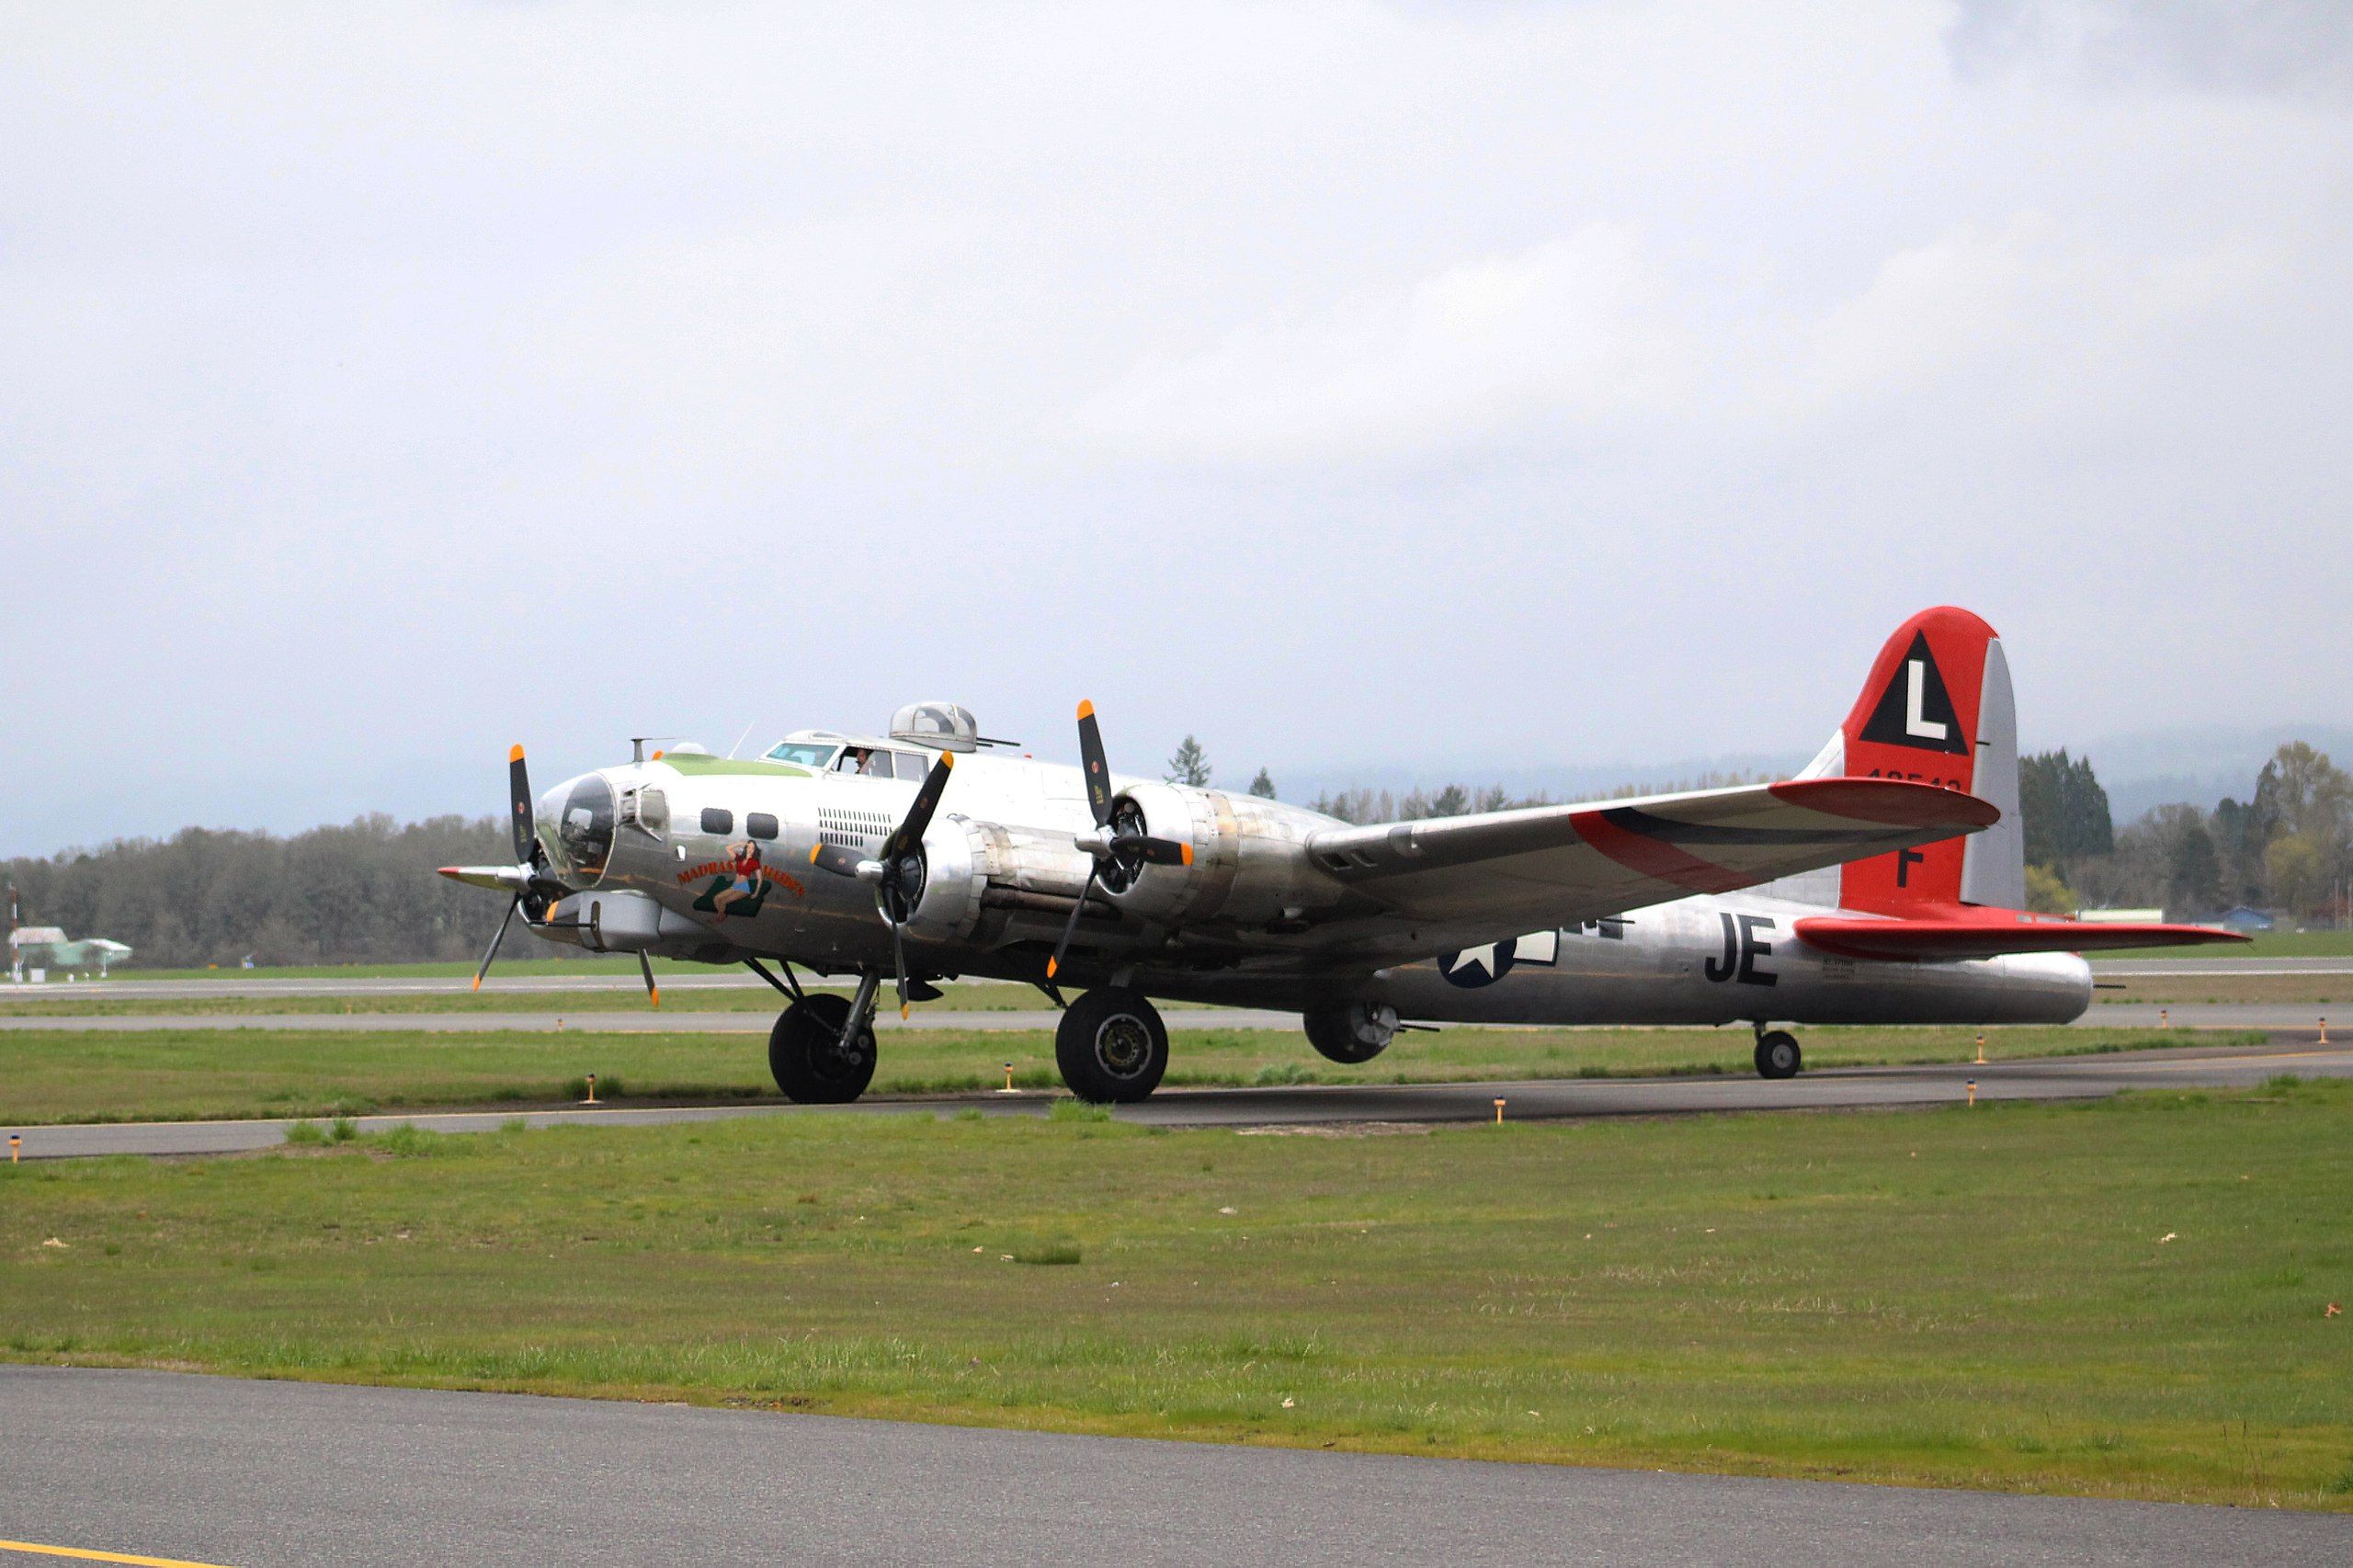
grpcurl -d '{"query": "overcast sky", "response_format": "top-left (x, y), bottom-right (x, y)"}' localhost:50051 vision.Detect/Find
top-left (3, 1), bottom-right (2347, 856)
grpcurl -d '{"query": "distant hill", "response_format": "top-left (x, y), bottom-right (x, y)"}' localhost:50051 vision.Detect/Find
top-left (1268, 724), bottom-right (2353, 825)
top-left (2059, 723), bottom-right (2353, 824)
top-left (1272, 750), bottom-right (1810, 812)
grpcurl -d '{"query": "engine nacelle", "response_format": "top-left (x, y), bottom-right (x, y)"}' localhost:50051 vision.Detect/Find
top-left (552, 889), bottom-right (739, 962)
top-left (892, 817), bottom-right (991, 943)
top-left (1095, 784), bottom-right (1326, 929)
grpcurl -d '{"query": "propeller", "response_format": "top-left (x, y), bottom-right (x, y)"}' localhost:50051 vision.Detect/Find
top-left (807, 750), bottom-right (955, 1017)
top-left (506, 743), bottom-right (534, 863)
top-left (438, 745), bottom-right (586, 997)
top-left (1047, 700), bottom-right (1193, 983)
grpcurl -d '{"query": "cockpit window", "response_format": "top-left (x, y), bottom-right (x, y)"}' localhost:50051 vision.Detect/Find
top-left (548, 774), bottom-right (615, 882)
top-left (765, 742), bottom-right (838, 768)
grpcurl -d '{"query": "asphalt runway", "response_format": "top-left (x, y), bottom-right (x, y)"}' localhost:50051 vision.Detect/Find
top-left (0, 1006), bottom-right (1273, 1034)
top-left (11, 1039), bottom-right (2347, 1160)
top-left (1, 1367), bottom-right (2341, 1567)
top-left (6, 952), bottom-right (2346, 1003)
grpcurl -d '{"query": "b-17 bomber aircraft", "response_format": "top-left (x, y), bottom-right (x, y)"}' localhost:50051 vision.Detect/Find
top-left (440, 608), bottom-right (2237, 1102)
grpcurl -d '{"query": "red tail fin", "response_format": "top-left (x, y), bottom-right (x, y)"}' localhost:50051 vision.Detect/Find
top-left (1828, 607), bottom-right (2018, 916)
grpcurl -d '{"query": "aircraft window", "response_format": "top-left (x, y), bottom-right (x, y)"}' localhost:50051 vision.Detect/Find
top-left (699, 807), bottom-right (733, 835)
top-left (834, 747), bottom-right (872, 774)
top-left (746, 812), bottom-right (779, 841)
top-left (888, 751), bottom-right (928, 779)
top-left (858, 750), bottom-right (891, 778)
top-left (765, 743), bottom-right (836, 768)
top-left (639, 789), bottom-right (669, 832)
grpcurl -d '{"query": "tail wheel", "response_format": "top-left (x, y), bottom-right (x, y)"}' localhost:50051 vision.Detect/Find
top-left (1754, 1029), bottom-right (1802, 1080)
top-left (1055, 986), bottom-right (1168, 1103)
top-left (770, 994), bottom-right (877, 1104)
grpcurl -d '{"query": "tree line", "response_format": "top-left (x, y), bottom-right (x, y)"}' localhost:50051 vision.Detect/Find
top-left (2024, 742), bottom-right (2351, 924)
top-left (3, 815), bottom-right (563, 970)
top-left (10, 741), bottom-right (2341, 971)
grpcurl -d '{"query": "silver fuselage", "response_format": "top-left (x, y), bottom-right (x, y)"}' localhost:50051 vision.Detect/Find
top-left (536, 753), bottom-right (2092, 1030)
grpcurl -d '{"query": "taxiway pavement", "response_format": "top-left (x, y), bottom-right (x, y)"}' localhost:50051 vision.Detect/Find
top-left (10, 1039), bottom-right (2346, 1160)
top-left (5, 951), bottom-right (2344, 1004)
top-left (0, 1003), bottom-right (2339, 1032)
top-left (0, 1366), bottom-right (2342, 1567)
top-left (0, 1006), bottom-right (1271, 1033)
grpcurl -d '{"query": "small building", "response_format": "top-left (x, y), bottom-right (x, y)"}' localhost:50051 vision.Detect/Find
top-left (2216, 905), bottom-right (2277, 933)
top-left (8, 925), bottom-right (134, 981)
top-left (2075, 907), bottom-right (2165, 925)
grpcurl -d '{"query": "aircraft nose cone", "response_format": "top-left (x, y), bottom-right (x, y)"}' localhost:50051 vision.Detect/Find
top-left (538, 772), bottom-right (618, 883)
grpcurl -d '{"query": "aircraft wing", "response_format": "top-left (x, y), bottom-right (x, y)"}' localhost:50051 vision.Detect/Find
top-left (1303, 778), bottom-right (1998, 935)
top-left (1793, 913), bottom-right (2248, 962)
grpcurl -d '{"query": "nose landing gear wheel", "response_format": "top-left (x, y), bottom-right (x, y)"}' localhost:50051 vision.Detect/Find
top-left (1055, 986), bottom-right (1169, 1103)
top-left (770, 994), bottom-right (878, 1104)
top-left (1754, 1029), bottom-right (1802, 1080)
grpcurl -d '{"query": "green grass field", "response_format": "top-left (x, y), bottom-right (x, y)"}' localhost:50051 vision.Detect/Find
top-left (59, 957), bottom-right (715, 982)
top-left (2094, 973), bottom-right (2351, 1007)
top-left (4, 1082), bottom-right (2347, 1507)
top-left (0, 1024), bottom-right (2268, 1126)
top-left (0, 980), bottom-right (1073, 1018)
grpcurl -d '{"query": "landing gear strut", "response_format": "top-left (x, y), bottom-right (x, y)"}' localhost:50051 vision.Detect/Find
top-left (1753, 1027), bottom-right (1802, 1080)
top-left (769, 985), bottom-right (879, 1104)
top-left (1055, 986), bottom-right (1168, 1103)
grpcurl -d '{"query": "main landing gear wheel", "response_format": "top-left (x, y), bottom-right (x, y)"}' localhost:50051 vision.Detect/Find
top-left (770, 994), bottom-right (877, 1104)
top-left (1055, 986), bottom-right (1169, 1104)
top-left (1754, 1029), bottom-right (1802, 1080)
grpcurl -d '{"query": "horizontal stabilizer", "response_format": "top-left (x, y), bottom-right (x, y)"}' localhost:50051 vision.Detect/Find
top-left (1794, 914), bottom-right (2249, 963)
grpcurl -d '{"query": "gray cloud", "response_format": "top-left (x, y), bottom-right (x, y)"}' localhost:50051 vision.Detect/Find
top-left (1949, 0), bottom-right (2353, 97)
top-left (0, 3), bottom-right (2347, 855)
